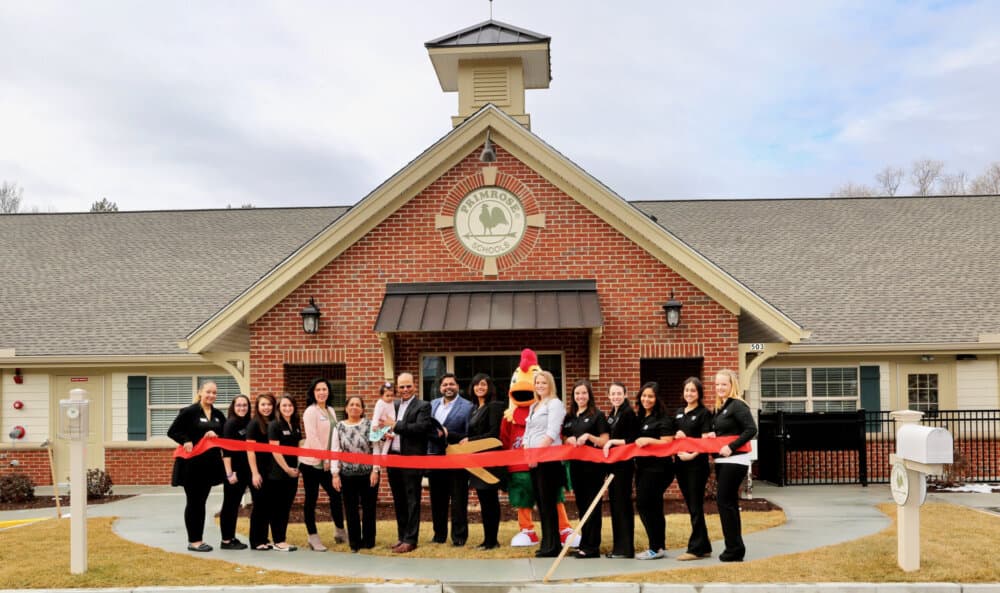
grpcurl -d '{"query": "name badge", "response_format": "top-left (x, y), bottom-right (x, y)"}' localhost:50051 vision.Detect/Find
top-left (238, 429), bottom-right (246, 436)
top-left (199, 417), bottom-right (208, 422)
top-left (583, 418), bottom-right (590, 423)
top-left (319, 415), bottom-right (329, 422)
top-left (676, 413), bottom-right (684, 419)
top-left (282, 430), bottom-right (291, 436)
top-left (643, 424), bottom-right (649, 430)
top-left (722, 409), bottom-right (728, 415)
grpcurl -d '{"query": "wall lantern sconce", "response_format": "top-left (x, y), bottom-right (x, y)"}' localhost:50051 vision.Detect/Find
top-left (480, 130), bottom-right (497, 163)
top-left (300, 298), bottom-right (322, 334)
top-left (662, 291), bottom-right (683, 328)
top-left (13, 368), bottom-right (23, 384)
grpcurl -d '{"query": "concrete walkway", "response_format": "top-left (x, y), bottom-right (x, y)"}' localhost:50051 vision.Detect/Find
top-left (1, 482), bottom-right (932, 582)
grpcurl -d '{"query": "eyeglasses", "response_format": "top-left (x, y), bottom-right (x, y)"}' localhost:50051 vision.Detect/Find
top-left (398, 385), bottom-right (415, 390)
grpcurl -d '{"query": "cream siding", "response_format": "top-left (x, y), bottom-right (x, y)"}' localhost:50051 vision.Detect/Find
top-left (1, 370), bottom-right (50, 444)
top-left (110, 372), bottom-right (129, 441)
top-left (955, 357), bottom-right (1000, 409)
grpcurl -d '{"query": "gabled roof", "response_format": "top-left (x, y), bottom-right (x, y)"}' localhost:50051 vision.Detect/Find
top-left (424, 20), bottom-right (550, 48)
top-left (181, 105), bottom-right (807, 354)
top-left (634, 195), bottom-right (1000, 348)
top-left (0, 207), bottom-right (346, 359)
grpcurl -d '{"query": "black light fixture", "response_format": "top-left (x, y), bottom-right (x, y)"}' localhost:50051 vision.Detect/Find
top-left (480, 130), bottom-right (497, 163)
top-left (662, 291), bottom-right (683, 328)
top-left (300, 297), bottom-right (321, 334)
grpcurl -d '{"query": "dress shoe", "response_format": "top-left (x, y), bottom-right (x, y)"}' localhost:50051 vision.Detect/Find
top-left (534, 549), bottom-right (560, 558)
top-left (476, 542), bottom-right (499, 551)
top-left (452, 540), bottom-right (466, 547)
top-left (719, 554), bottom-right (744, 562)
top-left (187, 542), bottom-right (212, 552)
top-left (605, 552), bottom-right (631, 559)
top-left (220, 538), bottom-right (247, 550)
top-left (390, 540), bottom-right (402, 549)
top-left (574, 549), bottom-right (599, 559)
top-left (431, 536), bottom-right (447, 544)
top-left (392, 542), bottom-right (416, 554)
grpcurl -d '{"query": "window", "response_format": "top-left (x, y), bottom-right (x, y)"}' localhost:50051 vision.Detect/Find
top-left (760, 367), bottom-right (858, 413)
top-left (419, 352), bottom-right (564, 401)
top-left (907, 373), bottom-right (938, 412)
top-left (148, 374), bottom-right (241, 437)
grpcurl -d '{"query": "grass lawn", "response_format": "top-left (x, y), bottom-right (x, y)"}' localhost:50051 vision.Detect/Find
top-left (0, 502), bottom-right (995, 587)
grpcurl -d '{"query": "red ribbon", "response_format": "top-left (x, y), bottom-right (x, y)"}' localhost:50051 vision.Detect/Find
top-left (173, 436), bottom-right (748, 470)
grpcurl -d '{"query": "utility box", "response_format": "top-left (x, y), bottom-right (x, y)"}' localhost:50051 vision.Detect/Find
top-left (896, 424), bottom-right (953, 465)
top-left (58, 400), bottom-right (90, 441)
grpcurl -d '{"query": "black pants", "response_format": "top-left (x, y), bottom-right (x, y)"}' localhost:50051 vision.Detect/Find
top-left (715, 462), bottom-right (747, 560)
top-left (607, 460), bottom-right (635, 556)
top-left (530, 461), bottom-right (564, 555)
top-left (568, 460), bottom-right (605, 554)
top-left (182, 481), bottom-right (214, 543)
top-left (676, 456), bottom-right (712, 555)
top-left (248, 480), bottom-right (273, 548)
top-left (300, 464), bottom-right (344, 533)
top-left (340, 473), bottom-right (378, 551)
top-left (268, 476), bottom-right (299, 544)
top-left (429, 468), bottom-right (469, 544)
top-left (387, 467), bottom-right (423, 545)
top-left (474, 486), bottom-right (501, 547)
top-left (219, 470), bottom-right (251, 541)
top-left (635, 462), bottom-right (674, 552)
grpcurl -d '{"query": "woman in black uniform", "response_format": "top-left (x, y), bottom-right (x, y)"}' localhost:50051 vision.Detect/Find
top-left (672, 377), bottom-right (714, 561)
top-left (167, 380), bottom-right (226, 552)
top-left (562, 379), bottom-right (610, 559)
top-left (460, 373), bottom-right (506, 550)
top-left (707, 369), bottom-right (757, 562)
top-left (601, 381), bottom-right (639, 558)
top-left (219, 394), bottom-right (252, 550)
top-left (246, 393), bottom-right (276, 550)
top-left (632, 381), bottom-right (675, 560)
top-left (268, 394), bottom-right (302, 552)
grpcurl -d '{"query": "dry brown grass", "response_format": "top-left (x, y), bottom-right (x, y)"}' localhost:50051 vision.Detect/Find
top-left (598, 502), bottom-right (1000, 583)
top-left (0, 517), bottom-right (372, 589)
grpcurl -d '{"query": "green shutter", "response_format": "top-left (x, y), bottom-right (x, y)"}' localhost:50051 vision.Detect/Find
top-left (127, 376), bottom-right (148, 441)
top-left (859, 366), bottom-right (880, 433)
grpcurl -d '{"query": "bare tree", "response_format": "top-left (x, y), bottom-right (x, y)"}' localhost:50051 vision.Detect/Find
top-left (937, 171), bottom-right (968, 196)
top-left (910, 159), bottom-right (945, 196)
top-left (831, 182), bottom-right (876, 197)
top-left (969, 162), bottom-right (1000, 195)
top-left (874, 166), bottom-right (903, 196)
top-left (1, 181), bottom-right (23, 214)
top-left (90, 198), bottom-right (119, 212)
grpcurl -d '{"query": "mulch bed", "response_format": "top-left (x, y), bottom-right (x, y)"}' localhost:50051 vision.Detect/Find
top-left (0, 494), bottom-right (133, 511)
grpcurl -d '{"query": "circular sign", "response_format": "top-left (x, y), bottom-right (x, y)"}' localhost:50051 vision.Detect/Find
top-left (454, 186), bottom-right (526, 258)
top-left (890, 461), bottom-right (910, 505)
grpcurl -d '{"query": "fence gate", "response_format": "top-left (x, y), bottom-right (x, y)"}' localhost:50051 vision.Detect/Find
top-left (757, 410), bottom-right (868, 486)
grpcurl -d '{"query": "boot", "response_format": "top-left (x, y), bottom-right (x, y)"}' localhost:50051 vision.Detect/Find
top-left (334, 527), bottom-right (347, 544)
top-left (306, 533), bottom-right (327, 552)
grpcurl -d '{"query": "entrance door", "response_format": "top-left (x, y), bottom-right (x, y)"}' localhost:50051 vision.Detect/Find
top-left (640, 358), bottom-right (704, 410)
top-left (52, 376), bottom-right (105, 485)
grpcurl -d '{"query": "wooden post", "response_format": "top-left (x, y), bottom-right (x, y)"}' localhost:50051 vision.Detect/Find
top-left (543, 473), bottom-right (614, 583)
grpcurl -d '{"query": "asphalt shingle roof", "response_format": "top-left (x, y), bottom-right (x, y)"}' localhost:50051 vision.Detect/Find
top-left (632, 195), bottom-right (1000, 346)
top-left (0, 207), bottom-right (347, 356)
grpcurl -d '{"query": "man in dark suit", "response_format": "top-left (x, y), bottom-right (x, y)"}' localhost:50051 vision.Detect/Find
top-left (387, 372), bottom-right (432, 553)
top-left (427, 373), bottom-right (474, 546)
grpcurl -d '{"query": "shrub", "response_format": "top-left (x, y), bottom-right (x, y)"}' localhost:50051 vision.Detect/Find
top-left (86, 468), bottom-right (113, 499)
top-left (0, 472), bottom-right (36, 503)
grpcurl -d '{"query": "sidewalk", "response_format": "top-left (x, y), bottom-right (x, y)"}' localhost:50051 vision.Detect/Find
top-left (3, 483), bottom-right (906, 582)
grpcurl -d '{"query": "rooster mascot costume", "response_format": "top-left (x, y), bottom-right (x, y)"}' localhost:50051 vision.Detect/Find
top-left (499, 348), bottom-right (578, 547)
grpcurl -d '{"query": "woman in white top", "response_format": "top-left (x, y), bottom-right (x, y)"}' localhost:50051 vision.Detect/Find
top-left (299, 378), bottom-right (346, 551)
top-left (524, 370), bottom-right (566, 558)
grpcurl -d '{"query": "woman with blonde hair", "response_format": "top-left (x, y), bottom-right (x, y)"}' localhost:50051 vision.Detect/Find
top-left (707, 369), bottom-right (757, 562)
top-left (523, 370), bottom-right (566, 558)
top-left (167, 381), bottom-right (227, 552)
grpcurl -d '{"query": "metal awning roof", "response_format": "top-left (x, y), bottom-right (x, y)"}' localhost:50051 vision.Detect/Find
top-left (374, 280), bottom-right (602, 333)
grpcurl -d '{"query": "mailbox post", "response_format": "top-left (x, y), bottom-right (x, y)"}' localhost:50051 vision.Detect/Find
top-left (889, 409), bottom-right (953, 572)
top-left (59, 388), bottom-right (90, 574)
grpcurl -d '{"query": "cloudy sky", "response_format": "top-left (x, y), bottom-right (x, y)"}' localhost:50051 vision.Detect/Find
top-left (2, 1), bottom-right (998, 212)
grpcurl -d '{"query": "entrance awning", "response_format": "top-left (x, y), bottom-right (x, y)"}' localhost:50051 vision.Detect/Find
top-left (374, 280), bottom-right (603, 332)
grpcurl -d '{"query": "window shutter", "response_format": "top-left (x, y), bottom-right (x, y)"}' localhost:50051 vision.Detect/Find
top-left (859, 365), bottom-right (880, 433)
top-left (127, 376), bottom-right (148, 441)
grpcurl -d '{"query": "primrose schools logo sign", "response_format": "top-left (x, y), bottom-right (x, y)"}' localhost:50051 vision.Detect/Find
top-left (454, 186), bottom-right (526, 257)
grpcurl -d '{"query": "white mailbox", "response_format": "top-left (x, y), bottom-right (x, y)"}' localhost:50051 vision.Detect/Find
top-left (896, 424), bottom-right (953, 465)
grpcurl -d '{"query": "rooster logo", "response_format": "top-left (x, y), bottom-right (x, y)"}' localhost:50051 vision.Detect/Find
top-left (479, 204), bottom-right (508, 236)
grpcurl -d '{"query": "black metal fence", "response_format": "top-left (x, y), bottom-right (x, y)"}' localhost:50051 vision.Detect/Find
top-left (757, 409), bottom-right (1000, 486)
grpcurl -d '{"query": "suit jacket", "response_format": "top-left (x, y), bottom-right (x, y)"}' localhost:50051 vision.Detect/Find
top-left (427, 395), bottom-right (474, 455)
top-left (393, 397), bottom-right (433, 456)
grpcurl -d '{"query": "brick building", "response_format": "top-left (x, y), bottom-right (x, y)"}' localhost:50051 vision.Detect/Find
top-left (2, 20), bottom-right (998, 488)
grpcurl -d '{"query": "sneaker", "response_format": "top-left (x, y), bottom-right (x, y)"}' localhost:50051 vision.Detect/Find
top-left (220, 538), bottom-right (248, 550)
top-left (559, 528), bottom-right (581, 548)
top-left (635, 549), bottom-right (665, 560)
top-left (510, 529), bottom-right (539, 547)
